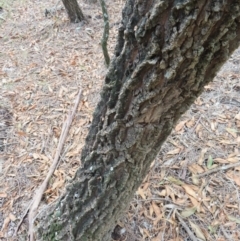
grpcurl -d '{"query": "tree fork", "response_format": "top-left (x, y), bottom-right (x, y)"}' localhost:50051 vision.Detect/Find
top-left (35, 0), bottom-right (240, 240)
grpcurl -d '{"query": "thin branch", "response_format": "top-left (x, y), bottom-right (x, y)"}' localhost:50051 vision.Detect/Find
top-left (14, 200), bottom-right (34, 236)
top-left (132, 197), bottom-right (186, 208)
top-left (27, 90), bottom-right (82, 241)
top-left (99, 0), bottom-right (110, 66)
top-left (196, 161), bottom-right (240, 178)
top-left (176, 212), bottom-right (198, 241)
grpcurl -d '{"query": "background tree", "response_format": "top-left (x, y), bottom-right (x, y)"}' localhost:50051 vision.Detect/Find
top-left (35, 0), bottom-right (240, 240)
top-left (99, 0), bottom-right (110, 66)
top-left (62, 0), bottom-right (84, 23)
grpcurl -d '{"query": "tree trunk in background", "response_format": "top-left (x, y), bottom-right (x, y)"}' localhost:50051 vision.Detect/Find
top-left (62, 0), bottom-right (84, 23)
top-left (35, 0), bottom-right (240, 240)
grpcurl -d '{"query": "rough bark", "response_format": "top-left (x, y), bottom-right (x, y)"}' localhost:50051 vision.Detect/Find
top-left (35, 0), bottom-right (240, 240)
top-left (62, 0), bottom-right (84, 23)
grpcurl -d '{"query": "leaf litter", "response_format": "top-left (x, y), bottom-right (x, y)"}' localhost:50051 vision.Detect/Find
top-left (0, 0), bottom-right (240, 240)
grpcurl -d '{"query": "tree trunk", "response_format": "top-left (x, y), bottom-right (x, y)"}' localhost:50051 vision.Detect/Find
top-left (35, 0), bottom-right (240, 240)
top-left (62, 0), bottom-right (84, 23)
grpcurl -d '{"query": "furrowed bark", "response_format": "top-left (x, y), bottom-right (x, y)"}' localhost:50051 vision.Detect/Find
top-left (35, 0), bottom-right (240, 240)
top-left (62, 0), bottom-right (84, 23)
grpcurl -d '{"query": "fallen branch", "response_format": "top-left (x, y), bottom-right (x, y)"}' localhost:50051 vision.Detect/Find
top-left (13, 200), bottom-right (34, 236)
top-left (27, 89), bottom-right (82, 241)
top-left (196, 161), bottom-right (240, 178)
top-left (176, 212), bottom-right (198, 241)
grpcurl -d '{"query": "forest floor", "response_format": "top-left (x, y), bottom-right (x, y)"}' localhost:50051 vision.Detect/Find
top-left (0, 0), bottom-right (240, 240)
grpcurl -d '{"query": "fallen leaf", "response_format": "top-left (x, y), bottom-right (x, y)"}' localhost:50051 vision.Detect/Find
top-left (192, 175), bottom-right (200, 185)
top-left (166, 148), bottom-right (181, 155)
top-left (157, 189), bottom-right (167, 196)
top-left (136, 188), bottom-right (146, 199)
top-left (226, 128), bottom-right (237, 138)
top-left (198, 148), bottom-right (207, 165)
top-left (180, 207), bottom-right (197, 218)
top-left (9, 213), bottom-right (16, 222)
top-left (1, 217), bottom-right (10, 233)
top-left (152, 202), bottom-right (163, 225)
top-left (188, 163), bottom-right (205, 174)
top-left (166, 176), bottom-right (184, 185)
top-left (227, 215), bottom-right (240, 224)
top-left (152, 232), bottom-right (163, 241)
top-left (186, 117), bottom-right (195, 128)
top-left (175, 120), bottom-right (187, 132)
top-left (52, 179), bottom-right (65, 190)
top-left (226, 156), bottom-right (238, 163)
top-left (0, 193), bottom-right (7, 198)
top-left (189, 221), bottom-right (206, 241)
top-left (208, 225), bottom-right (217, 234)
top-left (182, 185), bottom-right (198, 199)
top-left (214, 158), bottom-right (229, 164)
top-left (226, 171), bottom-right (240, 186)
top-left (235, 112), bottom-right (240, 120)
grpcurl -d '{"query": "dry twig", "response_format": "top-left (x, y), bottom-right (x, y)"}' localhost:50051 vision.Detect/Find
top-left (220, 225), bottom-right (232, 241)
top-left (26, 90), bottom-right (82, 241)
top-left (176, 212), bottom-right (198, 241)
top-left (14, 200), bottom-right (34, 236)
top-left (196, 161), bottom-right (240, 178)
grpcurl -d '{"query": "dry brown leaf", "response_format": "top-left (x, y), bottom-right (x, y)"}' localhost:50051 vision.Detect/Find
top-left (226, 128), bottom-right (237, 138)
top-left (226, 156), bottom-right (239, 163)
top-left (136, 188), bottom-right (146, 199)
top-left (235, 166), bottom-right (240, 171)
top-left (157, 189), bottom-right (167, 196)
top-left (1, 217), bottom-right (10, 233)
top-left (214, 158), bottom-right (229, 164)
top-left (226, 171), bottom-right (240, 186)
top-left (152, 232), bottom-right (163, 241)
top-left (152, 202), bottom-right (162, 220)
top-left (180, 206), bottom-right (197, 218)
top-left (189, 221), bottom-right (206, 241)
top-left (182, 185), bottom-right (198, 199)
top-left (166, 176), bottom-right (184, 185)
top-left (195, 97), bottom-right (203, 105)
top-left (16, 131), bottom-right (28, 137)
top-left (188, 163), bottom-right (205, 174)
top-left (166, 148), bottom-right (181, 155)
top-left (227, 215), bottom-right (240, 224)
top-left (198, 148), bottom-right (208, 165)
top-left (234, 112), bottom-right (240, 120)
top-left (220, 140), bottom-right (235, 145)
top-left (0, 193), bottom-right (7, 198)
top-left (192, 175), bottom-right (200, 185)
top-left (188, 196), bottom-right (201, 212)
top-left (195, 124), bottom-right (202, 136)
top-left (186, 117), bottom-right (195, 128)
top-left (175, 120), bottom-right (187, 132)
top-left (52, 179), bottom-right (65, 191)
top-left (149, 204), bottom-right (154, 216)
top-left (210, 121), bottom-right (216, 131)
top-left (165, 185), bottom-right (171, 197)
top-left (9, 213), bottom-right (16, 222)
